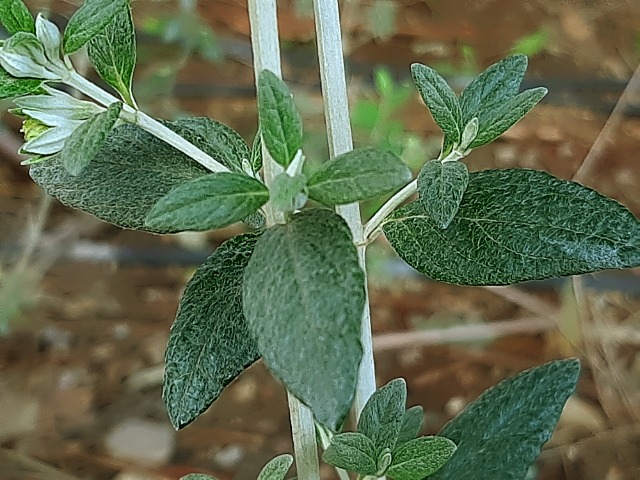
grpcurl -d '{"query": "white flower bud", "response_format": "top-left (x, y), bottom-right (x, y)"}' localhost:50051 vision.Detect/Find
top-left (0, 32), bottom-right (61, 80)
top-left (21, 121), bottom-right (83, 155)
top-left (15, 88), bottom-right (102, 121)
top-left (35, 14), bottom-right (64, 67)
top-left (460, 117), bottom-right (479, 151)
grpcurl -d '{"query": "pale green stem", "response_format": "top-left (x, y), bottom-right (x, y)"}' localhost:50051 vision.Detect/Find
top-left (312, 0), bottom-right (376, 423)
top-left (247, 1), bottom-right (320, 479)
top-left (364, 179), bottom-right (417, 240)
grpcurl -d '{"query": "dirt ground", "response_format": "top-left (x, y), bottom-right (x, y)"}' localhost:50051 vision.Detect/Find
top-left (1, 1), bottom-right (640, 479)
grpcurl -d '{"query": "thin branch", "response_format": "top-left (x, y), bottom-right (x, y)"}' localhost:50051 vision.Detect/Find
top-left (364, 179), bottom-right (417, 240)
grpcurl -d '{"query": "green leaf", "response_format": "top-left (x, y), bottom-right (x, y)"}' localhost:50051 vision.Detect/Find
top-left (387, 436), bottom-right (456, 480)
top-left (357, 378), bottom-right (407, 452)
top-left (59, 101), bottom-right (122, 176)
top-left (307, 148), bottom-right (412, 206)
top-left (163, 234), bottom-right (261, 429)
top-left (63, 0), bottom-right (129, 54)
top-left (322, 432), bottom-right (378, 476)
top-left (411, 63), bottom-right (462, 146)
top-left (270, 173), bottom-right (308, 213)
top-left (250, 128), bottom-right (263, 173)
top-left (0, 66), bottom-right (42, 99)
top-left (459, 54), bottom-right (528, 125)
top-left (258, 454), bottom-right (294, 480)
top-left (180, 475), bottom-right (218, 480)
top-left (243, 209), bottom-right (365, 431)
top-left (429, 359), bottom-right (580, 480)
top-left (471, 87), bottom-right (546, 148)
top-left (257, 69), bottom-right (303, 167)
top-left (396, 406), bottom-right (424, 446)
top-left (383, 169), bottom-right (640, 286)
top-left (30, 118), bottom-right (244, 233)
top-left (0, 0), bottom-right (35, 34)
top-left (87, 5), bottom-right (136, 106)
top-left (145, 173), bottom-right (268, 232)
top-left (417, 160), bottom-right (469, 229)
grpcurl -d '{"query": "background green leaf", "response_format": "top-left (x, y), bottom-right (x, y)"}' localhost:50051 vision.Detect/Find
top-left (429, 359), bottom-right (580, 480)
top-left (163, 234), bottom-right (260, 429)
top-left (396, 406), bottom-right (424, 447)
top-left (388, 436), bottom-right (456, 480)
top-left (0, 66), bottom-right (42, 99)
top-left (257, 69), bottom-right (303, 167)
top-left (243, 209), bottom-right (365, 431)
top-left (270, 172), bottom-right (308, 213)
top-left (0, 0), bottom-right (35, 35)
top-left (384, 169), bottom-right (640, 285)
top-left (322, 432), bottom-right (378, 476)
top-left (417, 160), bottom-right (469, 229)
top-left (357, 378), bottom-right (407, 452)
top-left (63, 0), bottom-right (129, 54)
top-left (257, 454), bottom-right (294, 480)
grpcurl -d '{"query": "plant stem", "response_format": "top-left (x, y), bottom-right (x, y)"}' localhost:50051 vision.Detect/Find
top-left (247, 2), bottom-right (320, 479)
top-left (312, 0), bottom-right (377, 423)
top-left (364, 179), bottom-right (417, 240)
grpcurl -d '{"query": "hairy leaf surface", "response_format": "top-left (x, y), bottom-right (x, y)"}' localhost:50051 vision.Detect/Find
top-left (63, 0), bottom-right (129, 54)
top-left (396, 406), bottom-right (424, 447)
top-left (387, 436), bottom-right (456, 480)
top-left (322, 432), bottom-right (378, 476)
top-left (418, 160), bottom-right (469, 229)
top-left (257, 454), bottom-right (294, 480)
top-left (358, 378), bottom-right (407, 452)
top-left (0, 0), bottom-right (34, 34)
top-left (0, 66), bottom-right (42, 99)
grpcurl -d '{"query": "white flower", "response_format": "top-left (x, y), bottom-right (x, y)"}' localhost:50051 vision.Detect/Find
top-left (15, 86), bottom-right (103, 121)
top-left (21, 120), bottom-right (84, 155)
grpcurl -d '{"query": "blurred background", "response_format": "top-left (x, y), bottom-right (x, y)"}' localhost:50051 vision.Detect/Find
top-left (1, 0), bottom-right (640, 479)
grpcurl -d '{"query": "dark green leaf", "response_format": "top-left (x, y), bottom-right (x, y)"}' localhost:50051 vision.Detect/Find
top-left (0, 0), bottom-right (34, 34)
top-left (429, 359), bottom-right (580, 480)
top-left (471, 87), bottom-right (546, 148)
top-left (411, 63), bottom-right (462, 146)
top-left (322, 432), bottom-right (378, 476)
top-left (145, 173), bottom-right (268, 232)
top-left (257, 69), bottom-right (303, 167)
top-left (387, 436), bottom-right (456, 480)
top-left (258, 454), bottom-right (294, 480)
top-left (307, 148), bottom-right (412, 206)
top-left (163, 234), bottom-right (261, 429)
top-left (243, 209), bottom-right (365, 431)
top-left (417, 160), bottom-right (469, 229)
top-left (30, 118), bottom-right (242, 233)
top-left (270, 173), bottom-right (308, 213)
top-left (87, 6), bottom-right (136, 106)
top-left (250, 128), bottom-right (263, 173)
top-left (60, 101), bottom-right (122, 176)
top-left (459, 54), bottom-right (528, 125)
top-left (63, 0), bottom-right (129, 54)
top-left (357, 378), bottom-right (407, 452)
top-left (384, 169), bottom-right (640, 286)
top-left (396, 406), bottom-right (424, 446)
top-left (0, 66), bottom-right (42, 99)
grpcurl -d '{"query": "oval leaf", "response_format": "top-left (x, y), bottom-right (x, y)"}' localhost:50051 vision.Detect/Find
top-left (387, 436), bottom-right (456, 480)
top-left (357, 378), bottom-right (407, 452)
top-left (322, 432), bottom-right (378, 476)
top-left (417, 160), bottom-right (469, 229)
top-left (396, 406), bottom-right (424, 447)
top-left (145, 173), bottom-right (268, 232)
top-left (243, 209), bottom-right (365, 431)
top-left (63, 0), bottom-right (129, 54)
top-left (163, 234), bottom-right (261, 430)
top-left (384, 169), bottom-right (640, 286)
top-left (430, 359), bottom-right (580, 480)
top-left (0, 0), bottom-right (35, 34)
top-left (307, 148), bottom-right (412, 206)
top-left (258, 454), bottom-right (294, 480)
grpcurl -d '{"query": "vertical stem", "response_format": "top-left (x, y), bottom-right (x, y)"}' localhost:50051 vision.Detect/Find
top-left (247, 2), bottom-right (320, 479)
top-left (312, 0), bottom-right (377, 422)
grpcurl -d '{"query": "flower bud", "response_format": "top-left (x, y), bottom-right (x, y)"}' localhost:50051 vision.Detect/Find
top-left (35, 14), bottom-right (64, 67)
top-left (0, 32), bottom-right (61, 80)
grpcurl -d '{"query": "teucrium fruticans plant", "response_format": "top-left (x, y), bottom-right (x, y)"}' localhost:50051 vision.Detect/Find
top-left (2, 1), bottom-right (639, 479)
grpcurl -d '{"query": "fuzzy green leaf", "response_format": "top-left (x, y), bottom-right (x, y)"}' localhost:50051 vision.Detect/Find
top-left (257, 69), bottom-right (303, 167)
top-left (387, 436), bottom-right (456, 480)
top-left (180, 475), bottom-right (217, 480)
top-left (429, 359), bottom-right (580, 480)
top-left (418, 160), bottom-right (469, 229)
top-left (270, 172), bottom-right (308, 213)
top-left (322, 432), bottom-right (378, 476)
top-left (60, 101), bottom-right (122, 176)
top-left (87, 5), bottom-right (136, 106)
top-left (257, 454), bottom-right (294, 480)
top-left (384, 169), bottom-right (640, 286)
top-left (411, 63), bottom-right (462, 146)
top-left (358, 378), bottom-right (407, 452)
top-left (0, 66), bottom-right (42, 99)
top-left (396, 406), bottom-right (424, 447)
top-left (0, 0), bottom-right (34, 34)
top-left (63, 0), bottom-right (129, 54)
top-left (163, 234), bottom-right (260, 430)
top-left (30, 118), bottom-right (245, 233)
top-left (145, 173), bottom-right (268, 232)
top-left (243, 209), bottom-right (365, 431)
top-left (307, 148), bottom-right (412, 206)
top-left (250, 128), bottom-right (263, 173)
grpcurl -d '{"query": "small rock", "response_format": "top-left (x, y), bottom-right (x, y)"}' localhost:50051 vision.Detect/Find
top-left (105, 418), bottom-right (175, 467)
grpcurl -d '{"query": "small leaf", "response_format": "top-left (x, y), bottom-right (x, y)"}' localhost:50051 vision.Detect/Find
top-left (322, 432), bottom-right (378, 476)
top-left (384, 169), bottom-right (640, 285)
top-left (396, 406), bottom-right (424, 446)
top-left (307, 148), bottom-right (412, 205)
top-left (258, 454), bottom-right (294, 480)
top-left (60, 101), bottom-right (122, 176)
top-left (0, 0), bottom-right (35, 34)
top-left (257, 69), bottom-right (303, 167)
top-left (163, 234), bottom-right (261, 429)
top-left (358, 378), bottom-right (407, 452)
top-left (243, 209), bottom-right (365, 431)
top-left (430, 359), bottom-right (580, 480)
top-left (270, 172), bottom-right (308, 213)
top-left (387, 436), bottom-right (456, 480)
top-left (417, 160), bottom-right (469, 229)
top-left (63, 0), bottom-right (129, 54)
top-left (87, 5), bottom-right (136, 106)
top-left (180, 475), bottom-right (218, 480)
top-left (411, 63), bottom-right (462, 146)
top-left (250, 128), bottom-right (263, 173)
top-left (145, 173), bottom-right (269, 232)
top-left (0, 66), bottom-right (42, 99)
